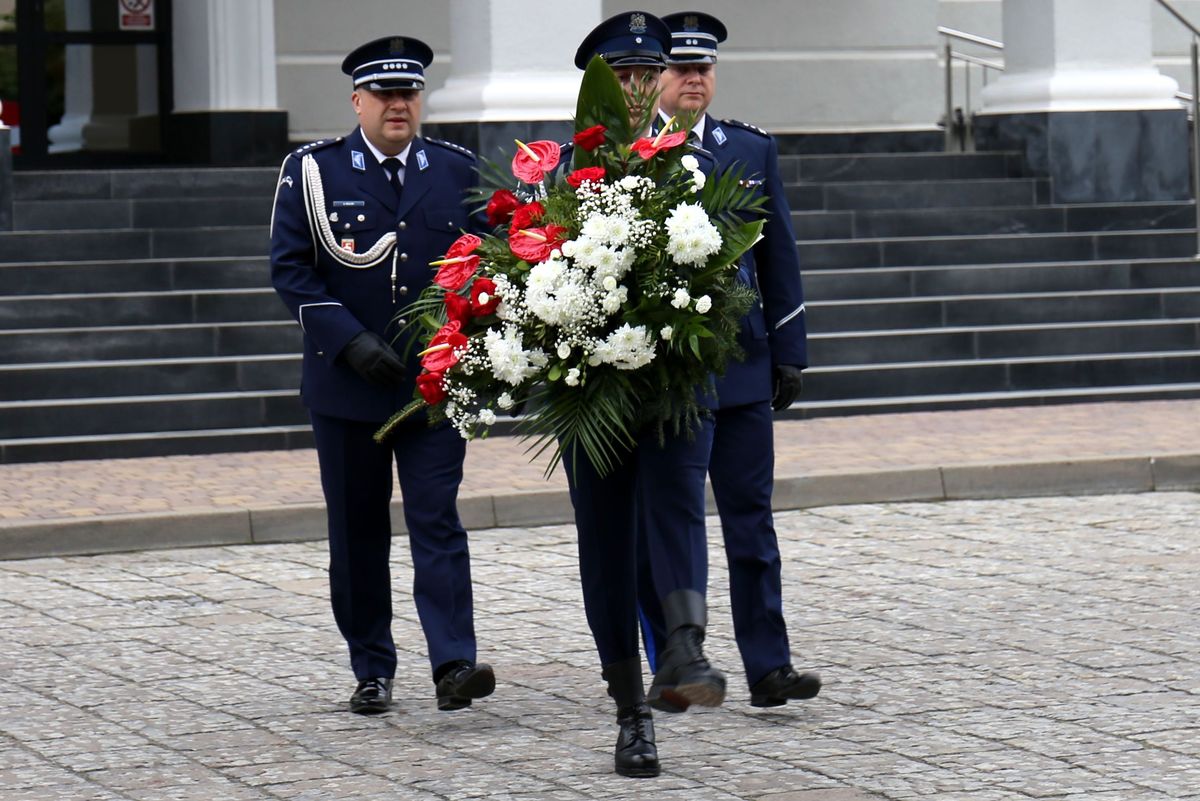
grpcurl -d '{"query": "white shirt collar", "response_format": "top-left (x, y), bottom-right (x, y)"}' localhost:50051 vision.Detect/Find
top-left (360, 129), bottom-right (412, 166)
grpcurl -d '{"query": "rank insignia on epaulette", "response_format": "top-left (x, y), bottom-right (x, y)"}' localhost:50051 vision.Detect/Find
top-left (712, 126), bottom-right (727, 146)
top-left (416, 150), bottom-right (429, 171)
top-left (351, 151), bottom-right (366, 171)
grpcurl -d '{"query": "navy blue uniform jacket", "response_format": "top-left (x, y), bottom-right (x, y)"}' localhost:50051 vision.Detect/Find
top-left (702, 115), bottom-right (808, 407)
top-left (270, 128), bottom-right (479, 423)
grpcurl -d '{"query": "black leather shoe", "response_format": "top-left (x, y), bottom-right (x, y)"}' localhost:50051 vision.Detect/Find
top-left (614, 702), bottom-right (659, 778)
top-left (349, 677), bottom-right (392, 714)
top-left (647, 625), bottom-right (726, 713)
top-left (435, 661), bottom-right (495, 711)
top-left (749, 665), bottom-right (822, 707)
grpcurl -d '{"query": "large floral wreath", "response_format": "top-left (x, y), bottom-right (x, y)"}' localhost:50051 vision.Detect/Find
top-left (376, 57), bottom-right (767, 476)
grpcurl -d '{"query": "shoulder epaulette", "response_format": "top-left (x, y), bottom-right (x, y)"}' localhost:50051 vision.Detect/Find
top-left (292, 137), bottom-right (342, 156)
top-left (425, 137), bottom-right (476, 159)
top-left (721, 119), bottom-right (770, 137)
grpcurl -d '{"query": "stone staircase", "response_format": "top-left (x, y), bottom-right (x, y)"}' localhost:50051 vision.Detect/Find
top-left (1, 152), bottom-right (1198, 462)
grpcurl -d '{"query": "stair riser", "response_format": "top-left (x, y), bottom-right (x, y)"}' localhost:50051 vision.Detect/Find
top-left (0, 395), bottom-right (308, 439)
top-left (778, 153), bottom-right (1023, 183)
top-left (0, 360), bottom-right (300, 402)
top-left (0, 325), bottom-right (301, 362)
top-left (813, 323), bottom-right (1200, 365)
top-left (786, 179), bottom-right (1047, 212)
top-left (793, 204), bottom-right (1196, 241)
top-left (0, 259), bottom-right (271, 295)
top-left (0, 428), bottom-right (316, 465)
top-left (804, 355), bottom-right (1200, 400)
top-left (808, 291), bottom-right (1200, 331)
top-left (803, 261), bottom-right (1200, 301)
top-left (797, 232), bottom-right (1196, 270)
top-left (13, 198), bottom-right (273, 231)
top-left (0, 229), bottom-right (268, 263)
top-left (13, 170), bottom-right (279, 201)
top-left (0, 292), bottom-right (289, 329)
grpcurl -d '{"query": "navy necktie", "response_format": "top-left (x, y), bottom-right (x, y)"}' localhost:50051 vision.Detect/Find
top-left (381, 157), bottom-right (404, 201)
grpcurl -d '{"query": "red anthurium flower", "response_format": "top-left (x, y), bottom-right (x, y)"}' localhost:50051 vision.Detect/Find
top-left (420, 321), bottom-right (468, 373)
top-left (443, 291), bottom-right (471, 325)
top-left (632, 130), bottom-right (687, 160)
top-left (416, 371), bottom-right (447, 405)
top-left (511, 139), bottom-right (561, 184)
top-left (469, 277), bottom-right (500, 317)
top-left (508, 201), bottom-right (545, 235)
top-left (566, 166), bottom-right (606, 189)
top-left (430, 233), bottom-right (482, 291)
top-left (485, 189), bottom-right (521, 227)
top-left (509, 224), bottom-right (568, 263)
top-left (573, 124), bottom-right (607, 152)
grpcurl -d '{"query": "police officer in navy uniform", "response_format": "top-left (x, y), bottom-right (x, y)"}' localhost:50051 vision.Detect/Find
top-left (562, 11), bottom-right (728, 780)
top-left (637, 12), bottom-right (822, 709)
top-left (270, 35), bottom-right (495, 716)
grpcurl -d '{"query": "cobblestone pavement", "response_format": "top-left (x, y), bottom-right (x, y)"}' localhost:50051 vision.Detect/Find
top-left (2, 491), bottom-right (1197, 800)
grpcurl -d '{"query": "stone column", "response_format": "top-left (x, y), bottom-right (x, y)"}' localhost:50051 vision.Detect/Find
top-left (976, 0), bottom-right (1188, 201)
top-left (166, 0), bottom-right (287, 165)
top-left (422, 0), bottom-right (602, 157)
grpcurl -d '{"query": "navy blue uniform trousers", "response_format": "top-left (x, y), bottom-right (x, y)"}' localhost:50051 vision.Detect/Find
top-left (310, 412), bottom-right (476, 681)
top-left (565, 419), bottom-right (714, 667)
top-left (638, 400), bottom-right (789, 685)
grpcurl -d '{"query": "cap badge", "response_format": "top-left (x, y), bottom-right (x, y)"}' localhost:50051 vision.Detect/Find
top-left (629, 13), bottom-right (647, 34)
top-left (388, 38), bottom-right (406, 55)
top-left (683, 15), bottom-right (699, 31)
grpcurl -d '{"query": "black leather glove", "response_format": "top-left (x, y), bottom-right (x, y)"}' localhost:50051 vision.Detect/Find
top-left (771, 364), bottom-right (804, 411)
top-left (341, 331), bottom-right (407, 388)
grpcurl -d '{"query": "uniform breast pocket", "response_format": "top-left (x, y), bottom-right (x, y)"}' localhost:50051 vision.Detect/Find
top-left (424, 206), bottom-right (469, 237)
top-left (327, 208), bottom-right (374, 234)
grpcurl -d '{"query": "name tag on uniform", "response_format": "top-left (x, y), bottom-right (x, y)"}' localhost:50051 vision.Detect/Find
top-left (332, 200), bottom-right (365, 207)
top-left (712, 126), bottom-right (727, 146)
top-left (416, 150), bottom-right (429, 171)
top-left (351, 151), bottom-right (366, 171)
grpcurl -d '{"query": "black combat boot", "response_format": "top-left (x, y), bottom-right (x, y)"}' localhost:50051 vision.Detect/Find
top-left (647, 590), bottom-right (726, 713)
top-left (602, 658), bottom-right (660, 778)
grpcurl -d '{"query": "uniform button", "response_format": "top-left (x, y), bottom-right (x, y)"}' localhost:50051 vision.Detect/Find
top-left (357, 214), bottom-right (366, 222)
top-left (400, 252), bottom-right (408, 262)
top-left (398, 221), bottom-right (407, 231)
top-left (397, 318), bottom-right (407, 326)
top-left (343, 222), bottom-right (350, 230)
top-left (317, 350), bottom-right (325, 357)
top-left (398, 285), bottom-right (409, 296)
top-left (447, 221), bottom-right (454, 229)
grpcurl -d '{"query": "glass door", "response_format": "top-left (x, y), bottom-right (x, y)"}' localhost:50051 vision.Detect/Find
top-left (0, 0), bottom-right (174, 166)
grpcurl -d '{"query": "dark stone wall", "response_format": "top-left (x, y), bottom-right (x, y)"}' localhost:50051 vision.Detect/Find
top-left (974, 110), bottom-right (1191, 203)
top-left (165, 111), bottom-right (290, 167)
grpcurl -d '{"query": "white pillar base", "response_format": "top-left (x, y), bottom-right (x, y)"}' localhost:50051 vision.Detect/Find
top-left (980, 67), bottom-right (1181, 114)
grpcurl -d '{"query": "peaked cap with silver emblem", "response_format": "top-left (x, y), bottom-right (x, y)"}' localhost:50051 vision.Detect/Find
top-left (574, 11), bottom-right (671, 70)
top-left (661, 11), bottom-right (727, 64)
top-left (341, 35), bottom-right (434, 91)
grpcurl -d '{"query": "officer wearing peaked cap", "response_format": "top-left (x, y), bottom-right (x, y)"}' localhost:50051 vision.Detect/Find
top-left (270, 34), bottom-right (494, 717)
top-left (560, 10), bottom-right (728, 781)
top-left (636, 11), bottom-right (821, 711)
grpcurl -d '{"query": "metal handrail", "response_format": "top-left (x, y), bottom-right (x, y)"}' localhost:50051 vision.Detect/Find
top-left (937, 27), bottom-right (1003, 51)
top-left (1158, 0), bottom-right (1200, 38)
top-left (1157, 0), bottom-right (1200, 255)
top-left (939, 29), bottom-right (1006, 151)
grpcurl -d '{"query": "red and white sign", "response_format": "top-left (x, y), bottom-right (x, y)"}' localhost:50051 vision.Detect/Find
top-left (119, 0), bottom-right (155, 31)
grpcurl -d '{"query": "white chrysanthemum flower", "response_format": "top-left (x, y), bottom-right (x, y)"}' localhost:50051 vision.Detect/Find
top-left (660, 325), bottom-right (673, 340)
top-left (695, 294), bottom-right (712, 313)
top-left (557, 342), bottom-right (571, 359)
top-left (484, 325), bottom-right (546, 386)
top-left (672, 287), bottom-right (691, 309)
top-left (665, 202), bottom-right (722, 267)
top-left (619, 175), bottom-right (641, 191)
top-left (565, 367), bottom-right (581, 386)
top-left (691, 170), bottom-right (706, 191)
top-left (497, 392), bottom-right (514, 410)
top-left (681, 154), bottom-right (699, 171)
top-left (561, 239), bottom-right (579, 257)
top-left (478, 409), bottom-right (496, 426)
top-left (594, 323), bottom-right (656, 370)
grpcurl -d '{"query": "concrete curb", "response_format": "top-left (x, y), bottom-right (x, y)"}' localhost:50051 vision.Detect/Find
top-left (2, 453), bottom-right (1197, 560)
